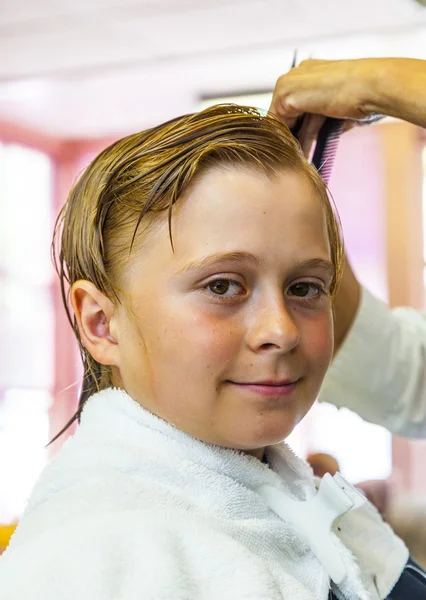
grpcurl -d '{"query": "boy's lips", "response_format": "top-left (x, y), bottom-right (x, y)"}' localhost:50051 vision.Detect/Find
top-left (227, 378), bottom-right (301, 397)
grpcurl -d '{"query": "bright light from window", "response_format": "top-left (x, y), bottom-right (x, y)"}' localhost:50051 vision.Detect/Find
top-left (0, 389), bottom-right (51, 523)
top-left (0, 141), bottom-right (54, 522)
top-left (0, 144), bottom-right (54, 390)
top-left (0, 143), bottom-right (53, 285)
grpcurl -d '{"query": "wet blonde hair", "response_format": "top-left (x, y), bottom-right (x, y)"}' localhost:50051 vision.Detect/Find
top-left (52, 104), bottom-right (343, 439)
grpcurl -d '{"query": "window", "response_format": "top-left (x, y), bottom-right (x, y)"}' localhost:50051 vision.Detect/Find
top-left (0, 143), bottom-right (54, 522)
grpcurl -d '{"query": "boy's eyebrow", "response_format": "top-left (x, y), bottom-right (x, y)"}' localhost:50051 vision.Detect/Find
top-left (177, 252), bottom-right (261, 275)
top-left (177, 253), bottom-right (335, 278)
top-left (296, 258), bottom-right (335, 279)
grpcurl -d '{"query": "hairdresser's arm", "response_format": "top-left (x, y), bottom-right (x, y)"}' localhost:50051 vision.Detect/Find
top-left (332, 258), bottom-right (361, 353)
top-left (308, 231), bottom-right (426, 440)
top-left (270, 58), bottom-right (426, 133)
top-left (324, 232), bottom-right (426, 440)
top-left (321, 279), bottom-right (426, 438)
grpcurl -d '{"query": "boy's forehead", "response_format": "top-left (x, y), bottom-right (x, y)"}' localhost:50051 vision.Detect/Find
top-left (175, 166), bottom-right (323, 217)
top-left (171, 169), bottom-right (329, 246)
top-left (136, 167), bottom-right (331, 274)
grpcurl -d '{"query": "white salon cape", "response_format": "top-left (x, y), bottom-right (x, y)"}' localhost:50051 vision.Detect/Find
top-left (321, 287), bottom-right (426, 438)
top-left (0, 388), bottom-right (407, 600)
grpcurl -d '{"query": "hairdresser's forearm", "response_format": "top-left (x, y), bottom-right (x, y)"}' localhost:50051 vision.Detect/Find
top-left (271, 58), bottom-right (426, 130)
top-left (367, 58), bottom-right (426, 129)
top-left (333, 258), bottom-right (361, 354)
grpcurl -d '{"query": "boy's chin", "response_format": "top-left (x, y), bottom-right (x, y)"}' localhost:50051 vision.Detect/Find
top-left (229, 427), bottom-right (297, 456)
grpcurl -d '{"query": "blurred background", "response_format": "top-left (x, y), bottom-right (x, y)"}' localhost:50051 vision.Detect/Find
top-left (1, 0), bottom-right (426, 556)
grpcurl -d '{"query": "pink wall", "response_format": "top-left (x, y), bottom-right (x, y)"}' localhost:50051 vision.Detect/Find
top-left (328, 125), bottom-right (388, 302)
top-left (328, 121), bottom-right (426, 493)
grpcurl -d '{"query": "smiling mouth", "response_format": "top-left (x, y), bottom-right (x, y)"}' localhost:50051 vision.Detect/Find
top-left (227, 379), bottom-right (301, 397)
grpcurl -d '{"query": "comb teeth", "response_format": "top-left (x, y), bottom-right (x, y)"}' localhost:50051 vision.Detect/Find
top-left (311, 119), bottom-right (344, 185)
top-left (317, 134), bottom-right (340, 183)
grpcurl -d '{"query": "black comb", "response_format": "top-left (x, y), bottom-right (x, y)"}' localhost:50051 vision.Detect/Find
top-left (288, 50), bottom-right (343, 184)
top-left (310, 114), bottom-right (385, 183)
top-left (288, 50), bottom-right (384, 184)
top-left (311, 117), bottom-right (344, 185)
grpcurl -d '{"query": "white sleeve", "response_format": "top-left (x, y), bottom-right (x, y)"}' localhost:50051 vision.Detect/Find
top-left (320, 287), bottom-right (426, 438)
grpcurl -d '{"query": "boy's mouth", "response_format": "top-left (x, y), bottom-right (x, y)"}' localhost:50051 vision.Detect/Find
top-left (226, 378), bottom-right (301, 397)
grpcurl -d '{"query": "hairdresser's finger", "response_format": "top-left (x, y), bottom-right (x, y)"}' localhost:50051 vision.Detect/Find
top-left (296, 114), bottom-right (326, 157)
top-left (270, 60), bottom-right (326, 121)
top-left (268, 99), bottom-right (302, 130)
top-left (269, 67), bottom-right (306, 127)
top-left (341, 120), bottom-right (359, 134)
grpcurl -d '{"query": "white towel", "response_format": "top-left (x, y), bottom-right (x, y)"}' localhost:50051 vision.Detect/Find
top-left (0, 388), bottom-right (407, 599)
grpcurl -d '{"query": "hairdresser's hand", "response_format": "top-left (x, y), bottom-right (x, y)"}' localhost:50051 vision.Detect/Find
top-left (270, 57), bottom-right (426, 155)
top-left (270, 59), bottom-right (378, 125)
top-left (270, 58), bottom-right (380, 156)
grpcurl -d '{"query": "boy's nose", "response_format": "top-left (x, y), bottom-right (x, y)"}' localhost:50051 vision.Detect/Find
top-left (246, 299), bottom-right (301, 354)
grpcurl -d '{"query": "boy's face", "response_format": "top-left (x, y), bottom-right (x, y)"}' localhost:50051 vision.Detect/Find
top-left (113, 168), bottom-right (334, 458)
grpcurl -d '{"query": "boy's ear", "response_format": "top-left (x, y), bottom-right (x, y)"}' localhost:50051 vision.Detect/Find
top-left (70, 280), bottom-right (120, 367)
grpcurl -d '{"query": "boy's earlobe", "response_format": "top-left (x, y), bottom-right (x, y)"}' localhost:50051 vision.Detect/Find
top-left (70, 281), bottom-right (119, 366)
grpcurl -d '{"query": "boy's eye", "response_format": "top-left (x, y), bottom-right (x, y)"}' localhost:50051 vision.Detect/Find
top-left (288, 282), bottom-right (323, 298)
top-left (207, 279), bottom-right (243, 297)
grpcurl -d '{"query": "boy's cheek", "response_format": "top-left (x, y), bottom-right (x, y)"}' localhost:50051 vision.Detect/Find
top-left (303, 314), bottom-right (334, 361)
top-left (173, 311), bottom-right (242, 360)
